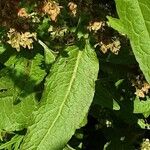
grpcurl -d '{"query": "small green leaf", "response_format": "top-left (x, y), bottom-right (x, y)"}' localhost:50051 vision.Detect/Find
top-left (21, 41), bottom-right (99, 150)
top-left (38, 40), bottom-right (55, 65)
top-left (138, 119), bottom-right (150, 129)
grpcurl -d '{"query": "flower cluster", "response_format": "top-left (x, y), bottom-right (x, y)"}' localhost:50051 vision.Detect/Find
top-left (87, 21), bottom-right (104, 32)
top-left (42, 1), bottom-right (61, 22)
top-left (18, 8), bottom-right (40, 23)
top-left (141, 139), bottom-right (150, 150)
top-left (100, 39), bottom-right (121, 55)
top-left (131, 75), bottom-right (150, 98)
top-left (7, 28), bottom-right (37, 51)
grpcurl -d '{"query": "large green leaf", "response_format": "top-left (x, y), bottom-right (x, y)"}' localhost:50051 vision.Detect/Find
top-left (108, 0), bottom-right (150, 83)
top-left (0, 53), bottom-right (46, 131)
top-left (21, 41), bottom-right (99, 150)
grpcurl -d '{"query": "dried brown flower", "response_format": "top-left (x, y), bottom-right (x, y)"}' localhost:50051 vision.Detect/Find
top-left (42, 1), bottom-right (61, 21)
top-left (68, 2), bottom-right (77, 17)
top-left (18, 8), bottom-right (29, 18)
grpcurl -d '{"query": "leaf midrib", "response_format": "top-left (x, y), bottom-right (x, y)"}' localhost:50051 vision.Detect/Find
top-left (37, 50), bottom-right (83, 148)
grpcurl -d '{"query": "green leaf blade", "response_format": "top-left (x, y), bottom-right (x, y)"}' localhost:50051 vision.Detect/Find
top-left (0, 53), bottom-right (46, 131)
top-left (108, 0), bottom-right (150, 83)
top-left (21, 42), bottom-right (99, 150)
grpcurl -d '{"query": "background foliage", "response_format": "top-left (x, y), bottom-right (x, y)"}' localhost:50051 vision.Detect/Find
top-left (0, 0), bottom-right (150, 149)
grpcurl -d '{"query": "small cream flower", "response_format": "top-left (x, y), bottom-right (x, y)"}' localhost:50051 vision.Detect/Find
top-left (135, 89), bottom-right (145, 98)
top-left (131, 75), bottom-right (150, 98)
top-left (100, 39), bottom-right (121, 55)
top-left (88, 21), bottom-right (104, 32)
top-left (7, 28), bottom-right (37, 51)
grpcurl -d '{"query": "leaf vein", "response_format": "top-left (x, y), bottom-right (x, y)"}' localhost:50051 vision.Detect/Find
top-left (37, 50), bottom-right (83, 148)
